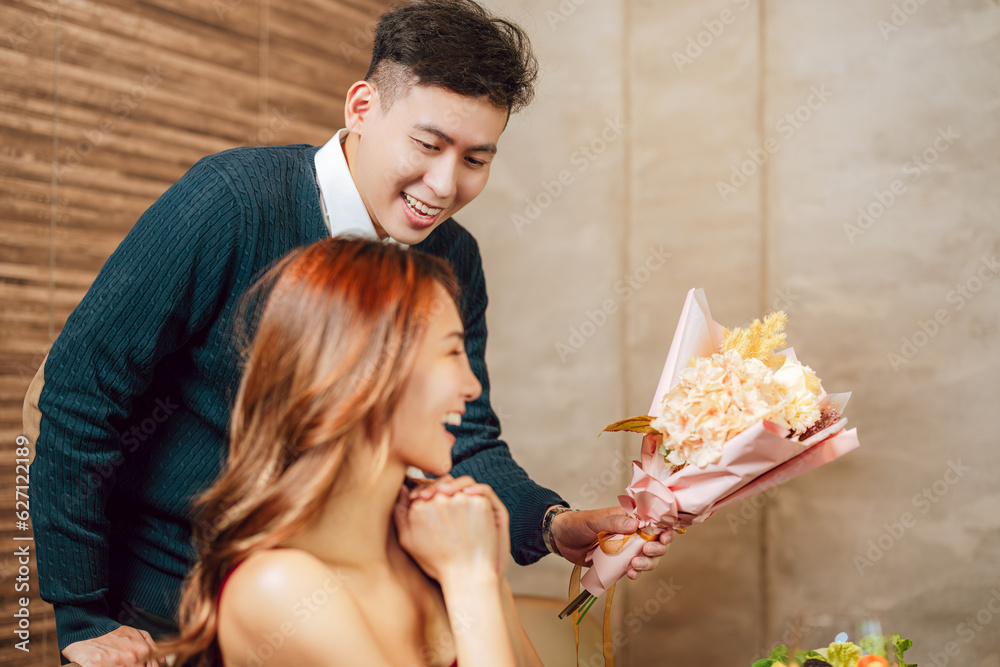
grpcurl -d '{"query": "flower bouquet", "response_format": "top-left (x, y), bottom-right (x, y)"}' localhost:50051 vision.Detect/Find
top-left (560, 289), bottom-right (861, 661)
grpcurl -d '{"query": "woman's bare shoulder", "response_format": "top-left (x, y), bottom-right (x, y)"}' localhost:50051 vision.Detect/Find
top-left (222, 548), bottom-right (351, 608)
top-left (218, 549), bottom-right (380, 666)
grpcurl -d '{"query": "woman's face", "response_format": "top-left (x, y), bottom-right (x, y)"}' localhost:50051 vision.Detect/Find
top-left (390, 284), bottom-right (482, 475)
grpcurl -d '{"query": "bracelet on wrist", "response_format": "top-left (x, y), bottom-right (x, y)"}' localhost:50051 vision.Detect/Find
top-left (541, 505), bottom-right (575, 557)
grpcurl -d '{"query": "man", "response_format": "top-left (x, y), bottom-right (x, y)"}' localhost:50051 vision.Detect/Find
top-left (27, 1), bottom-right (672, 664)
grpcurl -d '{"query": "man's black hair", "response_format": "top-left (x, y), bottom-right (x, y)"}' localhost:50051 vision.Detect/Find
top-left (365, 0), bottom-right (538, 115)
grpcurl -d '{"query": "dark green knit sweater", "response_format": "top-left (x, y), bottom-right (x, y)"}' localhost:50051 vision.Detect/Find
top-left (30, 144), bottom-right (565, 650)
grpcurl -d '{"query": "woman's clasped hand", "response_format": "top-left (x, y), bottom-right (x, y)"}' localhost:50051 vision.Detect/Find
top-left (396, 475), bottom-right (512, 582)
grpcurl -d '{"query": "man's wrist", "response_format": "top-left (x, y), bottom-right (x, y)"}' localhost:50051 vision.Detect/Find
top-left (541, 504), bottom-right (574, 557)
top-left (52, 600), bottom-right (120, 653)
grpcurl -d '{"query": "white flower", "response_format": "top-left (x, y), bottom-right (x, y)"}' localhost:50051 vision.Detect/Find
top-left (770, 357), bottom-right (822, 433)
top-left (651, 351), bottom-right (824, 468)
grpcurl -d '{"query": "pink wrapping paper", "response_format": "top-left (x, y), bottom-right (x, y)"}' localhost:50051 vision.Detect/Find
top-left (579, 289), bottom-right (861, 597)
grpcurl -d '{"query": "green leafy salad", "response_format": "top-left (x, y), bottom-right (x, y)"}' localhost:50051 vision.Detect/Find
top-left (752, 634), bottom-right (915, 667)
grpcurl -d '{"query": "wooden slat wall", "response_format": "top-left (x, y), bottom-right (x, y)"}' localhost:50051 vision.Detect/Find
top-left (0, 0), bottom-right (388, 661)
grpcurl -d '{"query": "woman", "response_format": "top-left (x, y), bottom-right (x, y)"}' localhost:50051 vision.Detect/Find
top-left (162, 238), bottom-right (542, 666)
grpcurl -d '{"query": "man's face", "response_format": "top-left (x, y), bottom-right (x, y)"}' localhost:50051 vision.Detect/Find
top-left (348, 84), bottom-right (508, 245)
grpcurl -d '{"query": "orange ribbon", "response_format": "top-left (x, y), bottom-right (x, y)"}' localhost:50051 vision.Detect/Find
top-left (569, 529), bottom-right (660, 667)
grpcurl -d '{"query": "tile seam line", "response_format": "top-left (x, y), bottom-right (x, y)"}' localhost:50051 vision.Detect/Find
top-left (621, 2), bottom-right (632, 410)
top-left (259, 0), bottom-right (270, 144)
top-left (620, 1), bottom-right (633, 661)
top-left (49, 0), bottom-right (62, 341)
top-left (757, 0), bottom-right (771, 651)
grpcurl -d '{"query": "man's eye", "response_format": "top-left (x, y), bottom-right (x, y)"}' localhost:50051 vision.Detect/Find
top-left (466, 157), bottom-right (486, 167)
top-left (415, 139), bottom-right (437, 151)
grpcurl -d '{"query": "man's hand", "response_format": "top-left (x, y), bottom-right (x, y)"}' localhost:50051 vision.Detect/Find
top-left (550, 506), bottom-right (675, 580)
top-left (62, 625), bottom-right (165, 667)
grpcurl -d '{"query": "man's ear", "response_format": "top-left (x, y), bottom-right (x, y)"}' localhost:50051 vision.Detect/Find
top-left (344, 80), bottom-right (377, 134)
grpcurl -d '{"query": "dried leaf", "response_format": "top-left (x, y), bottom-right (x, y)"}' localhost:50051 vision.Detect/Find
top-left (602, 415), bottom-right (658, 435)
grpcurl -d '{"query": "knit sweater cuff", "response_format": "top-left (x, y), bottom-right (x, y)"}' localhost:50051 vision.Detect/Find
top-left (53, 600), bottom-right (121, 652)
top-left (509, 485), bottom-right (568, 566)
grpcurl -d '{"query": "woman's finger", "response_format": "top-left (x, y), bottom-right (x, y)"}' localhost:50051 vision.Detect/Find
top-left (459, 483), bottom-right (511, 577)
top-left (431, 474), bottom-right (477, 495)
top-left (394, 492), bottom-right (414, 545)
top-left (461, 485), bottom-right (508, 529)
top-left (411, 474), bottom-right (481, 500)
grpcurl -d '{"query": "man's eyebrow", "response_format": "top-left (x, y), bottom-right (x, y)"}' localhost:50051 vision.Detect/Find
top-left (415, 124), bottom-right (497, 155)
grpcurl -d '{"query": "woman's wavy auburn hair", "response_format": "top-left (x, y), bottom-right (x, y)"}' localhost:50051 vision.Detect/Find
top-left (161, 237), bottom-right (459, 666)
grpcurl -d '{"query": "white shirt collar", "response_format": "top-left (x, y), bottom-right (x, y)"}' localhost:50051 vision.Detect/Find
top-left (314, 128), bottom-right (406, 247)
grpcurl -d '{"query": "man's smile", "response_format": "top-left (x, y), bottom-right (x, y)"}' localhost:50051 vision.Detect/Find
top-left (402, 192), bottom-right (444, 218)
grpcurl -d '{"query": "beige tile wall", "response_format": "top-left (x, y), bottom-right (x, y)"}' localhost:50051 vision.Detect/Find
top-left (471, 0), bottom-right (1000, 664)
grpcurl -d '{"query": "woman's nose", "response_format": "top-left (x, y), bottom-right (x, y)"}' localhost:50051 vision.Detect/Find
top-left (464, 364), bottom-right (482, 403)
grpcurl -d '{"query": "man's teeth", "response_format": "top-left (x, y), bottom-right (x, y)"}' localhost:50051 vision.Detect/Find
top-left (442, 413), bottom-right (462, 426)
top-left (404, 193), bottom-right (443, 217)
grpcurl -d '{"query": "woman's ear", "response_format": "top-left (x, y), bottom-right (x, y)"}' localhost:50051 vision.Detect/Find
top-left (344, 80), bottom-right (377, 134)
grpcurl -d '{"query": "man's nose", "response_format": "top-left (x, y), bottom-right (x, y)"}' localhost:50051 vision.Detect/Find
top-left (425, 157), bottom-right (458, 201)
